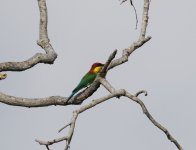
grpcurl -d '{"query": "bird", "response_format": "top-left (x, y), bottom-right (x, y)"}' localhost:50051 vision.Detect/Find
top-left (67, 62), bottom-right (104, 101)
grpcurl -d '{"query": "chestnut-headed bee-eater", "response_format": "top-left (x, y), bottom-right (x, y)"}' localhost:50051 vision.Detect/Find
top-left (67, 62), bottom-right (104, 101)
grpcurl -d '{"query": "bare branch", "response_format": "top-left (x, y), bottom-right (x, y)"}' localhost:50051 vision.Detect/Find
top-left (46, 145), bottom-right (50, 150)
top-left (0, 50), bottom-right (117, 107)
top-left (67, 50), bottom-right (117, 104)
top-left (100, 49), bottom-right (117, 76)
top-left (35, 136), bottom-right (68, 146)
top-left (0, 0), bottom-right (151, 107)
top-left (39, 77), bottom-right (183, 150)
top-left (58, 123), bottom-right (71, 133)
top-left (108, 36), bottom-right (151, 70)
top-left (36, 111), bottom-right (78, 150)
top-left (131, 1), bottom-right (139, 29)
top-left (135, 90), bottom-right (148, 97)
top-left (0, 0), bottom-right (57, 72)
top-left (0, 92), bottom-right (68, 107)
top-left (139, 0), bottom-right (150, 40)
top-left (120, 0), bottom-right (138, 29)
top-left (37, 90), bottom-right (126, 150)
top-left (99, 77), bottom-right (116, 94)
top-left (125, 92), bottom-right (183, 150)
top-left (108, 0), bottom-right (151, 70)
top-left (66, 0), bottom-right (151, 104)
top-left (99, 79), bottom-right (183, 150)
top-left (1, 0), bottom-right (183, 150)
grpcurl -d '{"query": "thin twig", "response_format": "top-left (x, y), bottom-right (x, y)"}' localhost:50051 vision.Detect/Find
top-left (58, 122), bottom-right (71, 133)
top-left (120, 0), bottom-right (138, 29)
top-left (125, 92), bottom-right (183, 150)
top-left (99, 78), bottom-right (183, 150)
top-left (37, 77), bottom-right (183, 150)
top-left (46, 145), bottom-right (50, 150)
top-left (135, 90), bottom-right (148, 97)
top-left (131, 1), bottom-right (138, 29)
top-left (67, 49), bottom-right (117, 103)
top-left (0, 50), bottom-right (117, 107)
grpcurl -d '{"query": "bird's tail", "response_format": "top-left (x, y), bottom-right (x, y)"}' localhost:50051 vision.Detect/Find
top-left (67, 92), bottom-right (75, 101)
top-left (67, 86), bottom-right (81, 102)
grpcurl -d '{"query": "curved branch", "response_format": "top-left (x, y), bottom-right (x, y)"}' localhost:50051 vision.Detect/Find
top-left (135, 90), bottom-right (148, 97)
top-left (69, 0), bottom-right (151, 103)
top-left (108, 36), bottom-right (151, 70)
top-left (0, 92), bottom-right (68, 107)
top-left (99, 78), bottom-right (183, 150)
top-left (36, 78), bottom-right (183, 150)
top-left (0, 50), bottom-right (117, 107)
top-left (108, 0), bottom-right (151, 70)
top-left (120, 0), bottom-right (138, 29)
top-left (0, 0), bottom-right (151, 106)
top-left (0, 0), bottom-right (57, 72)
top-left (36, 90), bottom-right (125, 150)
top-left (66, 49), bottom-right (117, 104)
top-left (125, 92), bottom-right (183, 150)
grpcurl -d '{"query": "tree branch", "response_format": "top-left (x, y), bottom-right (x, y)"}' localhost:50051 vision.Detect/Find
top-left (66, 49), bottom-right (117, 104)
top-left (108, 0), bottom-right (151, 70)
top-left (120, 0), bottom-right (138, 29)
top-left (135, 90), bottom-right (148, 97)
top-left (36, 89), bottom-right (126, 150)
top-left (36, 78), bottom-right (183, 150)
top-left (99, 78), bottom-right (183, 150)
top-left (0, 92), bottom-right (68, 107)
top-left (125, 92), bottom-right (183, 150)
top-left (35, 136), bottom-right (68, 146)
top-left (0, 0), bottom-right (184, 150)
top-left (0, 50), bottom-right (117, 107)
top-left (0, 0), bottom-right (57, 72)
top-left (0, 0), bottom-right (151, 106)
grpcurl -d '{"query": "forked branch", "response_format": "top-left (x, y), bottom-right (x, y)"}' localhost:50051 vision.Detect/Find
top-left (36, 78), bottom-right (183, 150)
top-left (0, 49), bottom-right (117, 107)
top-left (0, 0), bottom-right (57, 72)
top-left (1, 0), bottom-right (183, 150)
top-left (0, 0), bottom-right (151, 107)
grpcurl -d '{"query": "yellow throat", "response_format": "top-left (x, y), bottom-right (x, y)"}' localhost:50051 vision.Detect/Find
top-left (93, 66), bottom-right (102, 73)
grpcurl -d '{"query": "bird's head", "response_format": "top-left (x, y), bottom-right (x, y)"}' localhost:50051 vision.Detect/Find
top-left (90, 62), bottom-right (104, 74)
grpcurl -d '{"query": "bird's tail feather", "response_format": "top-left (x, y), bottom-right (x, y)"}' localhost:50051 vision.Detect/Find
top-left (67, 92), bottom-right (75, 101)
top-left (67, 86), bottom-right (81, 102)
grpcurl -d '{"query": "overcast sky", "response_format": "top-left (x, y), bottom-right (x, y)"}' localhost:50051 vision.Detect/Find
top-left (0, 0), bottom-right (196, 150)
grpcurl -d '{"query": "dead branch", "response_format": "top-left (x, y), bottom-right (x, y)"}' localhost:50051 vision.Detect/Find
top-left (0, 0), bottom-right (151, 107)
top-left (0, 0), bottom-right (57, 72)
top-left (36, 89), bottom-right (126, 150)
top-left (1, 0), bottom-right (184, 150)
top-left (120, 0), bottom-right (138, 29)
top-left (36, 78), bottom-right (183, 150)
top-left (0, 50), bottom-right (117, 107)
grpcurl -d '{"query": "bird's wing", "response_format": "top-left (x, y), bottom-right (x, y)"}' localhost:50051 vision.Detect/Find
top-left (73, 73), bottom-right (96, 93)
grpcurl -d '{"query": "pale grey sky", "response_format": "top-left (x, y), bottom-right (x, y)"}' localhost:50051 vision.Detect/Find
top-left (0, 0), bottom-right (196, 150)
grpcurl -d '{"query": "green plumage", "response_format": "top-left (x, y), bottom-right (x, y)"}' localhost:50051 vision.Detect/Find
top-left (67, 73), bottom-right (97, 100)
